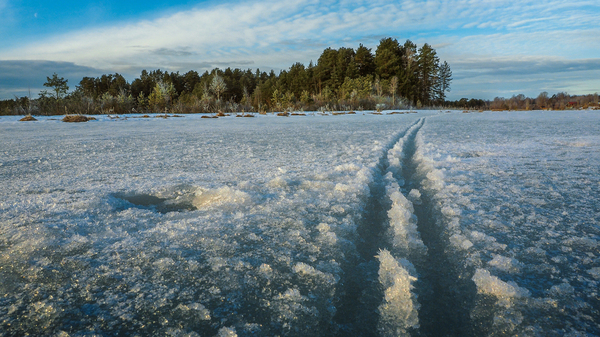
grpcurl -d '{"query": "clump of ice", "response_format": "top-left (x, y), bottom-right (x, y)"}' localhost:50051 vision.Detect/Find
top-left (175, 303), bottom-right (211, 321)
top-left (258, 263), bottom-right (273, 279)
top-left (407, 189), bottom-right (422, 205)
top-left (386, 140), bottom-right (406, 178)
top-left (524, 246), bottom-right (547, 258)
top-left (153, 257), bottom-right (176, 270)
top-left (316, 223), bottom-right (338, 246)
top-left (469, 231), bottom-right (506, 251)
top-left (269, 288), bottom-right (319, 331)
top-left (422, 168), bottom-right (445, 192)
top-left (267, 176), bottom-right (289, 188)
top-left (216, 327), bottom-right (237, 337)
top-left (334, 163), bottom-right (361, 172)
top-left (472, 269), bottom-right (530, 304)
top-left (548, 282), bottom-right (575, 297)
top-left (487, 254), bottom-right (523, 273)
top-left (449, 233), bottom-right (473, 250)
top-left (293, 262), bottom-right (337, 285)
top-left (561, 236), bottom-right (598, 249)
top-left (587, 267), bottom-right (600, 280)
top-left (376, 249), bottom-right (419, 337)
top-left (383, 172), bottom-right (426, 257)
top-left (208, 257), bottom-right (228, 271)
top-left (192, 186), bottom-right (251, 208)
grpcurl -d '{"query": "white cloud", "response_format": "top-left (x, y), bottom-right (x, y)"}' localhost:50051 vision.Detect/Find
top-left (5, 0), bottom-right (326, 69)
top-left (4, 0), bottom-right (599, 67)
top-left (1, 0), bottom-right (599, 99)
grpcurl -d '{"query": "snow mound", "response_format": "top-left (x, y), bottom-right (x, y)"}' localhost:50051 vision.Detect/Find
top-left (487, 254), bottom-right (523, 273)
top-left (472, 269), bottom-right (530, 301)
top-left (376, 249), bottom-right (419, 337)
top-left (193, 186), bottom-right (251, 208)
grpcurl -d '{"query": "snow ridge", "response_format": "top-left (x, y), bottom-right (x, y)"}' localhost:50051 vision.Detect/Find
top-left (332, 119), bottom-right (423, 336)
top-left (393, 118), bottom-right (479, 336)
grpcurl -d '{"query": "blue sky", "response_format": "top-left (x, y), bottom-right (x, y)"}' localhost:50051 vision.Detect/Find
top-left (1, 0), bottom-right (599, 100)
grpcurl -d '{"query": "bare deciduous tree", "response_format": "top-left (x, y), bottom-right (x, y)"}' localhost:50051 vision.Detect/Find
top-left (210, 74), bottom-right (226, 102)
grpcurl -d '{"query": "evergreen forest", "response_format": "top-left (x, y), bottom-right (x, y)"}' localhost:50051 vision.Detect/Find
top-left (1, 38), bottom-right (453, 115)
top-left (2, 36), bottom-right (598, 116)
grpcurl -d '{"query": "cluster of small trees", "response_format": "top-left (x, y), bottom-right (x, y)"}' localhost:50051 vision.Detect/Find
top-left (447, 92), bottom-right (600, 111)
top-left (1, 37), bottom-right (453, 115)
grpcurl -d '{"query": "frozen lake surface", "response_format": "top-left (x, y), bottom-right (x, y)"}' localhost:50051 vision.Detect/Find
top-left (1, 111), bottom-right (599, 336)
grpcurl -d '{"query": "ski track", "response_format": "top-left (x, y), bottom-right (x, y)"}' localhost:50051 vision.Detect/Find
top-left (333, 119), bottom-right (421, 336)
top-left (401, 119), bottom-right (479, 336)
top-left (351, 113), bottom-right (600, 337)
top-left (338, 118), bottom-right (481, 336)
top-left (338, 117), bottom-right (478, 337)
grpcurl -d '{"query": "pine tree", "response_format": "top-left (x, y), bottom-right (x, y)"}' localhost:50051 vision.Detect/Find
top-left (416, 43), bottom-right (440, 105)
top-left (436, 61), bottom-right (452, 103)
top-left (400, 40), bottom-right (418, 105)
top-left (43, 73), bottom-right (69, 114)
top-left (315, 48), bottom-right (338, 94)
top-left (374, 38), bottom-right (402, 80)
top-left (354, 44), bottom-right (375, 77)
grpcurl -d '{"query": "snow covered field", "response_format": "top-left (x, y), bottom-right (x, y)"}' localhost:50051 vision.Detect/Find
top-left (1, 111), bottom-right (598, 336)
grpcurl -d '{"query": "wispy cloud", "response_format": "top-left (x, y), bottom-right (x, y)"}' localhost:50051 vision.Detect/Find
top-left (151, 48), bottom-right (195, 57)
top-left (448, 56), bottom-right (600, 98)
top-left (4, 0), bottom-right (599, 64)
top-left (0, 0), bottom-right (598, 99)
top-left (451, 57), bottom-right (600, 79)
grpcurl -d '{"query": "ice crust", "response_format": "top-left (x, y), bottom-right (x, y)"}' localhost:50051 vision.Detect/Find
top-left (376, 249), bottom-right (419, 337)
top-left (371, 120), bottom-right (425, 336)
top-left (1, 111), bottom-right (599, 335)
top-left (472, 268), bottom-right (531, 300)
top-left (417, 111), bottom-right (600, 336)
top-left (0, 113), bottom-right (425, 336)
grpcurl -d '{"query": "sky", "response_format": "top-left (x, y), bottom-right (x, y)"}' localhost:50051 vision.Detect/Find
top-left (1, 0), bottom-right (599, 100)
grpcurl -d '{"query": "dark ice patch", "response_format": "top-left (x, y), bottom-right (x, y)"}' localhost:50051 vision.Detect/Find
top-left (114, 192), bottom-right (197, 213)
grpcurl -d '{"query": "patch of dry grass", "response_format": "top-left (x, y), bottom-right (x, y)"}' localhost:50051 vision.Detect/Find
top-left (62, 115), bottom-right (96, 123)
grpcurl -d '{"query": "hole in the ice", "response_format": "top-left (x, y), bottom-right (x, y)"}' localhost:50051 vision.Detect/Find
top-left (121, 194), bottom-right (165, 207)
top-left (114, 192), bottom-right (197, 214)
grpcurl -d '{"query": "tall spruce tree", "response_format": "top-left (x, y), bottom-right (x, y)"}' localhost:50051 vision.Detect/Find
top-left (416, 43), bottom-right (440, 105)
top-left (334, 47), bottom-right (357, 89)
top-left (354, 44), bottom-right (375, 77)
top-left (436, 61), bottom-right (452, 103)
top-left (400, 40), bottom-right (419, 105)
top-left (315, 48), bottom-right (338, 94)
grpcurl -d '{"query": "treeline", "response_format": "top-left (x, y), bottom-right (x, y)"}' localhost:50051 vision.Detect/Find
top-left (1, 37), bottom-right (453, 116)
top-left (447, 92), bottom-right (600, 111)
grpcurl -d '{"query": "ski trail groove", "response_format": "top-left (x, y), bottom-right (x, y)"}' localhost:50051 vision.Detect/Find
top-left (401, 118), bottom-right (478, 337)
top-left (332, 119), bottom-right (423, 337)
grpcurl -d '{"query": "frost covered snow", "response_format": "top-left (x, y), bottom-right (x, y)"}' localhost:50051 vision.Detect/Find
top-left (1, 111), bottom-right (599, 336)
